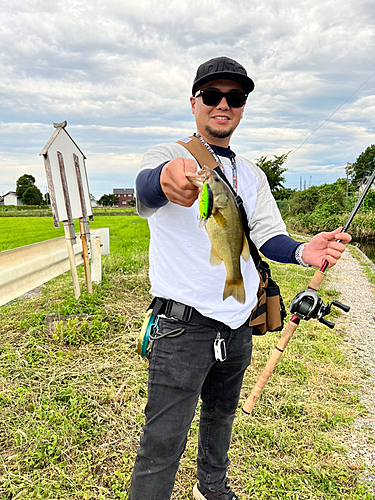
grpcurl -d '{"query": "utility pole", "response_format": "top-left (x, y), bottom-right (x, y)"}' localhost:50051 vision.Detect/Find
top-left (346, 163), bottom-right (349, 199)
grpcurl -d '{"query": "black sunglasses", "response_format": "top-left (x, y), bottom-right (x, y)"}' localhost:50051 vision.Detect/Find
top-left (195, 89), bottom-right (248, 108)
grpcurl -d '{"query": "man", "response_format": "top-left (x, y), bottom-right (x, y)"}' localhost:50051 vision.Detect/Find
top-left (129, 56), bottom-right (351, 500)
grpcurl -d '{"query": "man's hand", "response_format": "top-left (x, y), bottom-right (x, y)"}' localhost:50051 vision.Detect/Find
top-left (302, 227), bottom-right (352, 268)
top-left (160, 158), bottom-right (199, 207)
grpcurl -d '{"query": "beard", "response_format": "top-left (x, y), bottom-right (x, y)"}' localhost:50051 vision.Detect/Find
top-left (205, 124), bottom-right (233, 140)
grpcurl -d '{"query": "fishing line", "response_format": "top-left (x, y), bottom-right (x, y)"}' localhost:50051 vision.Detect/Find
top-left (290, 70), bottom-right (375, 157)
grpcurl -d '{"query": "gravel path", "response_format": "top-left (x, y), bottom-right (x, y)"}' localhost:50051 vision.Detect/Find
top-left (325, 246), bottom-right (375, 496)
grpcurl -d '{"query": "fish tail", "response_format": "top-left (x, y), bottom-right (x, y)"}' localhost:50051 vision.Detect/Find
top-left (223, 278), bottom-right (246, 304)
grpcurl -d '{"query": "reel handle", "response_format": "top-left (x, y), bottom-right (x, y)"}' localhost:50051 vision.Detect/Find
top-left (318, 317), bottom-right (335, 329)
top-left (331, 300), bottom-right (350, 313)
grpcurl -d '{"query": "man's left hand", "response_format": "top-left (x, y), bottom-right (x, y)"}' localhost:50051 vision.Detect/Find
top-left (302, 227), bottom-right (352, 268)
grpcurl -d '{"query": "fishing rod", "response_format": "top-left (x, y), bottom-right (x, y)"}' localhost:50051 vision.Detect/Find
top-left (243, 169), bottom-right (375, 414)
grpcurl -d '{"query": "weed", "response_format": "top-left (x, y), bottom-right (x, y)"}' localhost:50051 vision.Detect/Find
top-left (52, 315), bottom-right (109, 345)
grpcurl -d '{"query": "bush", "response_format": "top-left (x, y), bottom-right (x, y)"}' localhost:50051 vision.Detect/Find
top-left (284, 179), bottom-right (375, 235)
top-left (0, 205), bottom-right (17, 212)
top-left (363, 192), bottom-right (375, 210)
top-left (289, 180), bottom-right (347, 217)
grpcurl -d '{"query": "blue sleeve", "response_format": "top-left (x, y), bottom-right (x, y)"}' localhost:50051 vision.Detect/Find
top-left (136, 162), bottom-right (169, 209)
top-left (260, 234), bottom-right (302, 264)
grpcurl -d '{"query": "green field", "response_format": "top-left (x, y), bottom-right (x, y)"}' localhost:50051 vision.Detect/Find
top-left (0, 216), bottom-right (373, 499)
top-left (0, 215), bottom-right (149, 256)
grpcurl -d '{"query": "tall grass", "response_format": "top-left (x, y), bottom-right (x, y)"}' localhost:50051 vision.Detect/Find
top-left (287, 211), bottom-right (375, 239)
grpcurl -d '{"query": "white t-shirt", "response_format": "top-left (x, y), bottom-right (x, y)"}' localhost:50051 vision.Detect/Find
top-left (136, 142), bottom-right (288, 329)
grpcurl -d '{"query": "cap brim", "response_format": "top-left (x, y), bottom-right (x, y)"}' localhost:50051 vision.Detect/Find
top-left (192, 71), bottom-right (255, 95)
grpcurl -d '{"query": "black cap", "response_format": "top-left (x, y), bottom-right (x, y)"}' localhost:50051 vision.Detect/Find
top-left (192, 56), bottom-right (255, 95)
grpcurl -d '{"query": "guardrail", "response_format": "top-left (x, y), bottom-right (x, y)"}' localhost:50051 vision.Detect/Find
top-left (0, 228), bottom-right (109, 306)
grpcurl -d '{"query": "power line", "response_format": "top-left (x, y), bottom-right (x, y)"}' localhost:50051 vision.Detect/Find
top-left (290, 70), bottom-right (375, 156)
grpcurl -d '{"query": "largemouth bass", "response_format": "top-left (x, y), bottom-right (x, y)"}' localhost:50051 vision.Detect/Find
top-left (188, 166), bottom-right (250, 304)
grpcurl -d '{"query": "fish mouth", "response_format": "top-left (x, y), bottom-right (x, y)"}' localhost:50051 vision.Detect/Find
top-left (186, 175), bottom-right (204, 188)
top-left (186, 166), bottom-right (214, 187)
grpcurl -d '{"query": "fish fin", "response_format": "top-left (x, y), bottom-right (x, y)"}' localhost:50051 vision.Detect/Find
top-left (212, 211), bottom-right (227, 227)
top-left (241, 235), bottom-right (250, 262)
top-left (223, 278), bottom-right (246, 304)
top-left (209, 246), bottom-right (222, 266)
top-left (214, 192), bottom-right (229, 209)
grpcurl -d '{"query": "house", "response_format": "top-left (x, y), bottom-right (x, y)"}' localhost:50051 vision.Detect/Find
top-left (3, 191), bottom-right (24, 206)
top-left (113, 188), bottom-right (135, 207)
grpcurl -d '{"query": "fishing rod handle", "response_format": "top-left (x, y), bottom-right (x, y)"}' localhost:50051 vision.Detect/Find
top-left (243, 320), bottom-right (299, 414)
top-left (309, 270), bottom-right (326, 290)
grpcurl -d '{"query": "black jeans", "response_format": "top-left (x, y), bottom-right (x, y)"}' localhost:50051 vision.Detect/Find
top-left (128, 317), bottom-right (253, 500)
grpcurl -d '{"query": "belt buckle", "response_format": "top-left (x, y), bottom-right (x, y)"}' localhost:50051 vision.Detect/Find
top-left (165, 300), bottom-right (192, 322)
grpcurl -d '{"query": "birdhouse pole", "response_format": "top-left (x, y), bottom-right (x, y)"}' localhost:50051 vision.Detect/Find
top-left (73, 153), bottom-right (92, 293)
top-left (57, 150), bottom-right (81, 299)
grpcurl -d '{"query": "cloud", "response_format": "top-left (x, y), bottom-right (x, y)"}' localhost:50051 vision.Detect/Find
top-left (0, 0), bottom-right (374, 198)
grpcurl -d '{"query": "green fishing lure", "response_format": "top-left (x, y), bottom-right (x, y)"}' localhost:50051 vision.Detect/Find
top-left (199, 182), bottom-right (213, 220)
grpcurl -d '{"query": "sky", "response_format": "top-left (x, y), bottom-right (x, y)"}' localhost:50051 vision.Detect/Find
top-left (0, 0), bottom-right (374, 200)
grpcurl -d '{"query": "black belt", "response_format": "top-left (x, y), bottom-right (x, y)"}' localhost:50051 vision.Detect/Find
top-left (149, 297), bottom-right (230, 330)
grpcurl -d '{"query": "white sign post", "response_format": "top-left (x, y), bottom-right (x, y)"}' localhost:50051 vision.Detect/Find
top-left (40, 121), bottom-right (94, 298)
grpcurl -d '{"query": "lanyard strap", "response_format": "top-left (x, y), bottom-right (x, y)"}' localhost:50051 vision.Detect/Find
top-left (194, 133), bottom-right (238, 193)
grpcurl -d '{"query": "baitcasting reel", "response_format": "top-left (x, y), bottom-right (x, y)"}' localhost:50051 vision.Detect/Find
top-left (290, 288), bottom-right (350, 329)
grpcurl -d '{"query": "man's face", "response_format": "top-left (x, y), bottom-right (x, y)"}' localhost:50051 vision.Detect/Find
top-left (190, 79), bottom-right (246, 147)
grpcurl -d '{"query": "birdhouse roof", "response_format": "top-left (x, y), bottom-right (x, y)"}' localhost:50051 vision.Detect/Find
top-left (40, 122), bottom-right (87, 159)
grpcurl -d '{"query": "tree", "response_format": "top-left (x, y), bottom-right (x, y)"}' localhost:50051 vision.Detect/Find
top-left (22, 186), bottom-right (43, 205)
top-left (255, 152), bottom-right (290, 194)
top-left (272, 187), bottom-right (295, 201)
top-left (15, 174), bottom-right (44, 205)
top-left (16, 174), bottom-right (36, 198)
top-left (98, 194), bottom-right (118, 206)
top-left (346, 144), bottom-right (375, 187)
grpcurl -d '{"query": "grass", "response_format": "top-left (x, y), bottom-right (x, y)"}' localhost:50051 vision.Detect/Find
top-left (0, 206), bottom-right (136, 218)
top-left (0, 215), bottom-right (148, 255)
top-left (287, 210), bottom-right (375, 240)
top-left (0, 216), bottom-right (373, 499)
top-left (349, 244), bottom-right (375, 288)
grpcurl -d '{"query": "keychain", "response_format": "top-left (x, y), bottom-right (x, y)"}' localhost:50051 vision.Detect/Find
top-left (214, 332), bottom-right (226, 362)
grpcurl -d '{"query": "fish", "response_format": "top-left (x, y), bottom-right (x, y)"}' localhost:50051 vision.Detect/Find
top-left (187, 166), bottom-right (250, 304)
